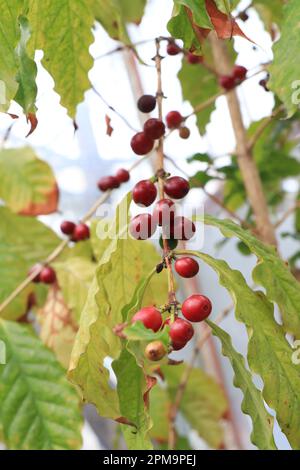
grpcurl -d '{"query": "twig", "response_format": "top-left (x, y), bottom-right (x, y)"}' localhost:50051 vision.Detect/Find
top-left (274, 201), bottom-right (300, 229)
top-left (167, 303), bottom-right (233, 450)
top-left (92, 85), bottom-right (138, 132)
top-left (248, 105), bottom-right (284, 150)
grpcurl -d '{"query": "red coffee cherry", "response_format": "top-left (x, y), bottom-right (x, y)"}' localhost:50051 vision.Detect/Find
top-left (145, 341), bottom-right (167, 361)
top-left (182, 294), bottom-right (212, 322)
top-left (131, 132), bottom-right (154, 155)
top-left (233, 65), bottom-right (247, 81)
top-left (129, 214), bottom-right (157, 240)
top-left (259, 78), bottom-right (269, 91)
top-left (143, 118), bottom-right (165, 140)
top-left (28, 264), bottom-right (42, 283)
top-left (164, 176), bottom-right (190, 199)
top-left (132, 306), bottom-right (162, 332)
top-left (98, 176), bottom-right (120, 191)
top-left (187, 52), bottom-right (203, 65)
top-left (73, 223), bottom-right (90, 241)
top-left (175, 257), bottom-right (199, 278)
top-left (171, 216), bottom-right (196, 241)
top-left (60, 220), bottom-right (76, 236)
top-left (115, 168), bottom-right (130, 183)
top-left (137, 94), bottom-right (156, 113)
top-left (153, 198), bottom-right (175, 226)
top-left (169, 318), bottom-right (194, 346)
top-left (167, 42), bottom-right (181, 56)
top-left (179, 126), bottom-right (190, 139)
top-left (166, 111), bottom-right (183, 129)
top-left (40, 266), bottom-right (56, 284)
top-left (219, 75), bottom-right (236, 90)
top-left (132, 180), bottom-right (157, 207)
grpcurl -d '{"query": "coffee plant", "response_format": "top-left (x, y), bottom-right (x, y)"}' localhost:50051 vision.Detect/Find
top-left (0, 0), bottom-right (300, 451)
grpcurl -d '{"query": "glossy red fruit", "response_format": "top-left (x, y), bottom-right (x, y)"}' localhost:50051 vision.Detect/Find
top-left (137, 95), bottom-right (156, 113)
top-left (179, 126), bottom-right (190, 139)
top-left (187, 52), bottom-right (203, 64)
top-left (169, 318), bottom-right (194, 345)
top-left (115, 168), bottom-right (130, 183)
top-left (28, 264), bottom-right (42, 283)
top-left (40, 266), bottom-right (56, 284)
top-left (132, 306), bottom-right (162, 332)
top-left (219, 75), bottom-right (236, 90)
top-left (164, 176), bottom-right (190, 199)
top-left (175, 257), bottom-right (199, 278)
top-left (259, 78), bottom-right (269, 91)
top-left (166, 111), bottom-right (183, 129)
top-left (182, 294), bottom-right (212, 322)
top-left (129, 214), bottom-right (157, 240)
top-left (171, 217), bottom-right (196, 240)
top-left (98, 175), bottom-right (120, 191)
top-left (143, 118), bottom-right (165, 140)
top-left (167, 42), bottom-right (181, 56)
top-left (233, 65), bottom-right (247, 81)
top-left (131, 132), bottom-right (154, 155)
top-left (172, 340), bottom-right (187, 351)
top-left (153, 198), bottom-right (175, 226)
top-left (60, 220), bottom-right (75, 236)
top-left (73, 223), bottom-right (90, 241)
top-left (132, 180), bottom-right (157, 207)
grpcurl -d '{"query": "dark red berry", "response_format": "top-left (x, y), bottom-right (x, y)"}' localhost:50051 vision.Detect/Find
top-left (259, 78), bottom-right (269, 91)
top-left (143, 118), bottom-right (165, 140)
top-left (153, 198), bottom-right (175, 226)
top-left (179, 126), bottom-right (190, 139)
top-left (164, 176), bottom-right (190, 199)
top-left (239, 11), bottom-right (249, 21)
top-left (233, 65), bottom-right (247, 81)
top-left (187, 52), bottom-right (203, 65)
top-left (219, 75), bottom-right (236, 90)
top-left (182, 294), bottom-right (212, 322)
top-left (132, 180), bottom-right (157, 207)
top-left (132, 306), bottom-right (162, 332)
top-left (137, 95), bottom-right (156, 113)
top-left (73, 223), bottom-right (90, 241)
top-left (159, 235), bottom-right (178, 250)
top-left (175, 257), bottom-right (199, 278)
top-left (28, 264), bottom-right (42, 283)
top-left (40, 266), bottom-right (56, 284)
top-left (60, 220), bottom-right (75, 236)
top-left (169, 318), bottom-right (194, 346)
top-left (166, 111), bottom-right (183, 129)
top-left (131, 132), bottom-right (154, 155)
top-left (97, 176), bottom-right (120, 191)
top-left (115, 168), bottom-right (130, 183)
top-left (167, 42), bottom-right (181, 56)
top-left (129, 214), bottom-right (157, 240)
top-left (171, 216), bottom-right (196, 241)
top-left (145, 341), bottom-right (166, 361)
top-left (172, 340), bottom-right (187, 351)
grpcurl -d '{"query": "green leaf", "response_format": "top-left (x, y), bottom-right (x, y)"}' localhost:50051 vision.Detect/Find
top-left (203, 215), bottom-right (300, 337)
top-left (0, 207), bottom-right (60, 320)
top-left (53, 256), bottom-right (95, 322)
top-left (189, 170), bottom-right (215, 188)
top-left (0, 147), bottom-right (58, 215)
top-left (0, 319), bottom-right (82, 450)
top-left (214, 0), bottom-right (240, 13)
top-left (207, 322), bottom-right (276, 450)
top-left (118, 0), bottom-right (146, 23)
top-left (269, 0), bottom-right (300, 117)
top-left (178, 60), bottom-right (218, 134)
top-left (0, 0), bottom-right (24, 111)
top-left (124, 322), bottom-right (169, 347)
top-left (187, 152), bottom-right (213, 164)
top-left (295, 193), bottom-right (300, 233)
top-left (14, 16), bottom-right (37, 115)
top-left (161, 364), bottom-right (227, 449)
top-left (252, 0), bottom-right (283, 30)
top-left (113, 349), bottom-right (153, 450)
top-left (181, 248), bottom-right (299, 449)
top-left (173, 0), bottom-right (212, 29)
top-left (28, 0), bottom-right (94, 118)
top-left (168, 5), bottom-right (201, 52)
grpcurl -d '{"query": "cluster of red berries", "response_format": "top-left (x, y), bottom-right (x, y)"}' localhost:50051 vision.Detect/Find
top-left (219, 65), bottom-right (248, 91)
top-left (132, 293), bottom-right (212, 359)
top-left (129, 175), bottom-right (196, 244)
top-left (29, 264), bottom-right (56, 285)
top-left (166, 39), bottom-right (203, 67)
top-left (60, 220), bottom-right (90, 241)
top-left (97, 168), bottom-right (130, 192)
